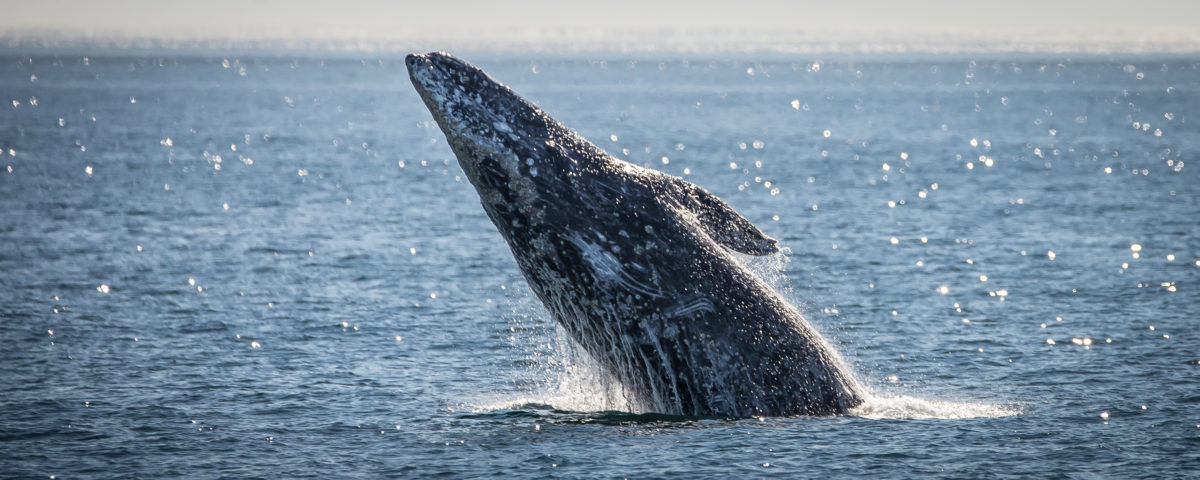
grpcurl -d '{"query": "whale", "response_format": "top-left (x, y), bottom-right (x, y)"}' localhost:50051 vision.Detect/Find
top-left (406, 52), bottom-right (864, 416)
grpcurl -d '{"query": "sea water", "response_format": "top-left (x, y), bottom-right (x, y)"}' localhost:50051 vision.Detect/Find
top-left (1, 51), bottom-right (1197, 478)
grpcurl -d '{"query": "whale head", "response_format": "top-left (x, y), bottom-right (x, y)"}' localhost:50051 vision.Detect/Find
top-left (406, 51), bottom-right (777, 264)
top-left (406, 52), bottom-right (628, 238)
top-left (406, 51), bottom-right (548, 162)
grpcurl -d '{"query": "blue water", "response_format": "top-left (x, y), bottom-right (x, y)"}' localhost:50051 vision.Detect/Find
top-left (2, 50), bottom-right (1198, 478)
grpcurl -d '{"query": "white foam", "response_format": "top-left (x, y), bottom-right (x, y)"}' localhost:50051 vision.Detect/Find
top-left (849, 392), bottom-right (1020, 420)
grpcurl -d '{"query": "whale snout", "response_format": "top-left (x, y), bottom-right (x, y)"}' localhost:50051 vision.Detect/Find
top-left (405, 52), bottom-right (473, 100)
top-left (405, 52), bottom-right (460, 75)
top-left (404, 53), bottom-right (425, 69)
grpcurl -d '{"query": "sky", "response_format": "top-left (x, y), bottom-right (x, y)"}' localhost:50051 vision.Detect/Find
top-left (2, 0), bottom-right (1198, 52)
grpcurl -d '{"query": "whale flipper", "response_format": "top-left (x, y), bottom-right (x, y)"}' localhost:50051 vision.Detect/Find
top-left (672, 179), bottom-right (778, 256)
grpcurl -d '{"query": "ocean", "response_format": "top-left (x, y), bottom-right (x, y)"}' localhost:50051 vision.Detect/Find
top-left (1, 50), bottom-right (1197, 478)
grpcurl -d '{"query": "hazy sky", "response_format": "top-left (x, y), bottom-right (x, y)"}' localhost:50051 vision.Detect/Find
top-left (3, 0), bottom-right (1198, 38)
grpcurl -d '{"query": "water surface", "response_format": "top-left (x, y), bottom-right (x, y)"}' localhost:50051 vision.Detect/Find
top-left (1, 51), bottom-right (1198, 478)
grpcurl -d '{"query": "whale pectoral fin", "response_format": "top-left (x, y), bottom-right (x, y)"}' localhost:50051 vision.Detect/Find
top-left (677, 181), bottom-right (779, 256)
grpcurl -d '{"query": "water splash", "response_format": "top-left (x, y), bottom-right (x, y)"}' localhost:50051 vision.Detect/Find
top-left (470, 246), bottom-right (1016, 421)
top-left (470, 368), bottom-right (637, 415)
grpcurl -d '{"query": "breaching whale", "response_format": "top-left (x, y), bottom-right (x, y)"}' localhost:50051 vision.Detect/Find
top-left (406, 52), bottom-right (864, 416)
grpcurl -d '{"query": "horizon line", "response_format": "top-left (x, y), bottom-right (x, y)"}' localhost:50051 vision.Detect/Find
top-left (4, 26), bottom-right (1200, 55)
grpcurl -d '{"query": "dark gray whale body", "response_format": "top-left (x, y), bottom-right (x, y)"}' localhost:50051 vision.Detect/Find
top-left (406, 52), bottom-right (864, 416)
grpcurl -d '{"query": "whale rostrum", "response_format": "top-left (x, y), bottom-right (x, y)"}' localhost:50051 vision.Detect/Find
top-left (406, 52), bottom-right (864, 416)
